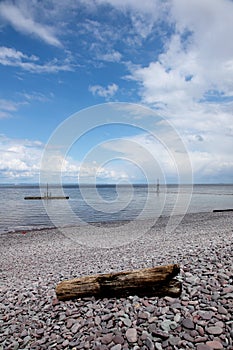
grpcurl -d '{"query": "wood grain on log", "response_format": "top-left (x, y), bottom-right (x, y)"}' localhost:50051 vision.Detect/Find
top-left (56, 264), bottom-right (181, 300)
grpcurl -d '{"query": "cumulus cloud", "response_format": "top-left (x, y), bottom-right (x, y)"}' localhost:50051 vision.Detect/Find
top-left (0, 135), bottom-right (131, 183)
top-left (0, 136), bottom-right (43, 180)
top-left (126, 0), bottom-right (233, 182)
top-left (77, 161), bottom-right (131, 183)
top-left (0, 0), bottom-right (232, 183)
top-left (100, 131), bottom-right (233, 183)
top-left (89, 83), bottom-right (118, 98)
top-left (130, 0), bottom-right (233, 108)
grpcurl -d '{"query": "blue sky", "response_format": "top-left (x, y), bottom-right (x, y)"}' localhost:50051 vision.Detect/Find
top-left (0, 0), bottom-right (233, 184)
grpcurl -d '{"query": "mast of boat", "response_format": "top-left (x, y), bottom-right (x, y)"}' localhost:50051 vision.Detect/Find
top-left (156, 178), bottom-right (160, 194)
top-left (45, 183), bottom-right (50, 198)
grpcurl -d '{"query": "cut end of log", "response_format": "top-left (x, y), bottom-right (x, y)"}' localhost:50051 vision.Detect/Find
top-left (56, 264), bottom-right (182, 301)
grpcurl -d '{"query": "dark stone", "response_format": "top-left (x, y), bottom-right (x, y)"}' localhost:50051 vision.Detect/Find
top-left (149, 327), bottom-right (169, 339)
top-left (196, 344), bottom-right (211, 350)
top-left (145, 337), bottom-right (154, 350)
top-left (182, 318), bottom-right (195, 330)
top-left (169, 336), bottom-right (180, 346)
top-left (217, 306), bottom-right (228, 315)
top-left (112, 335), bottom-right (124, 345)
top-left (101, 333), bottom-right (113, 345)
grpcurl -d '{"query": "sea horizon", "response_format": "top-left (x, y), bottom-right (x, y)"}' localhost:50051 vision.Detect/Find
top-left (0, 183), bottom-right (232, 235)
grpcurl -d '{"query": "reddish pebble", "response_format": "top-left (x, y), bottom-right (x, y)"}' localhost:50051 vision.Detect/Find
top-left (197, 344), bottom-right (211, 350)
top-left (206, 340), bottom-right (223, 349)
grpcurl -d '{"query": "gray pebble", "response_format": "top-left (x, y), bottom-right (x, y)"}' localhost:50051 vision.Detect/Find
top-left (101, 333), bottom-right (113, 344)
top-left (112, 335), bottom-right (124, 344)
top-left (122, 317), bottom-right (132, 327)
top-left (111, 345), bottom-right (122, 350)
top-left (182, 318), bottom-right (195, 330)
top-left (1, 212), bottom-right (232, 350)
top-left (196, 344), bottom-right (212, 350)
top-left (126, 328), bottom-right (137, 343)
top-left (206, 326), bottom-right (223, 335)
top-left (145, 337), bottom-right (154, 350)
top-left (71, 322), bottom-right (80, 334)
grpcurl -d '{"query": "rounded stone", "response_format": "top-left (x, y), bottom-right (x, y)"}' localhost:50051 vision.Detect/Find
top-left (169, 336), bottom-right (180, 346)
top-left (66, 318), bottom-right (75, 328)
top-left (206, 340), bottom-right (223, 349)
top-left (112, 335), bottom-right (124, 344)
top-left (126, 328), bottom-right (137, 343)
top-left (217, 306), bottom-right (228, 315)
top-left (200, 312), bottom-right (213, 320)
top-left (101, 333), bottom-right (113, 345)
top-left (196, 344), bottom-right (211, 350)
top-left (182, 318), bottom-right (195, 330)
top-left (206, 326), bottom-right (223, 335)
top-left (36, 328), bottom-right (44, 335)
top-left (71, 322), bottom-right (80, 334)
top-left (145, 337), bottom-right (154, 350)
top-left (149, 327), bottom-right (169, 339)
top-left (110, 344), bottom-right (122, 350)
top-left (62, 340), bottom-right (69, 347)
top-left (122, 317), bottom-right (132, 327)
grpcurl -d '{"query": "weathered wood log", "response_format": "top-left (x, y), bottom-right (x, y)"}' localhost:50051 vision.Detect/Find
top-left (56, 264), bottom-right (181, 301)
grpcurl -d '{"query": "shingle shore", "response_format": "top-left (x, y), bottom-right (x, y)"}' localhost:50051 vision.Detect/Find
top-left (0, 212), bottom-right (232, 350)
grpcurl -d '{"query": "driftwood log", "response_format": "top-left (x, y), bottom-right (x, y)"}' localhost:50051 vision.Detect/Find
top-left (56, 264), bottom-right (181, 301)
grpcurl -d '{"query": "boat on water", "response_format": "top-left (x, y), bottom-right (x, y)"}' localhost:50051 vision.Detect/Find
top-left (24, 184), bottom-right (69, 200)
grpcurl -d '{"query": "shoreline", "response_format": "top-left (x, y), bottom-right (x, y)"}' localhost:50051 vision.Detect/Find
top-left (1, 209), bottom-right (231, 237)
top-left (0, 211), bottom-right (232, 349)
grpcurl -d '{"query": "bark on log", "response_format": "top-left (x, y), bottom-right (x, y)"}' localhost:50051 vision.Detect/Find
top-left (56, 264), bottom-right (181, 301)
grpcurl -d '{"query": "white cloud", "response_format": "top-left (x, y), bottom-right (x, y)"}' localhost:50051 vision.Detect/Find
top-left (0, 135), bottom-right (131, 183)
top-left (89, 83), bottom-right (118, 98)
top-left (100, 130), bottom-right (233, 183)
top-left (95, 0), bottom-right (163, 29)
top-left (98, 51), bottom-right (122, 63)
top-left (126, 0), bottom-right (233, 183)
top-left (0, 99), bottom-right (18, 112)
top-left (18, 91), bottom-right (54, 103)
top-left (0, 1), bottom-right (62, 47)
top-left (77, 161), bottom-right (131, 183)
top-left (0, 98), bottom-right (27, 119)
top-left (0, 136), bottom-right (43, 180)
top-left (130, 0), bottom-right (233, 107)
top-left (0, 46), bottom-right (73, 73)
top-left (0, 0), bottom-right (232, 184)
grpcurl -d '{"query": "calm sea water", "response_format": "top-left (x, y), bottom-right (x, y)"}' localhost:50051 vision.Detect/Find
top-left (0, 184), bottom-right (232, 234)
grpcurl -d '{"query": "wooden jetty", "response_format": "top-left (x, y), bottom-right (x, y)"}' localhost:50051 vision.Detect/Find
top-left (24, 195), bottom-right (69, 200)
top-left (24, 184), bottom-right (69, 200)
top-left (213, 208), bottom-right (233, 212)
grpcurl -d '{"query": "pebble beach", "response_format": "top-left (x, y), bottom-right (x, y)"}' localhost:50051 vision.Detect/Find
top-left (0, 211), bottom-right (232, 350)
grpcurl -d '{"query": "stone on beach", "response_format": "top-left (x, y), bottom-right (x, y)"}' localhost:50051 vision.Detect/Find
top-left (125, 328), bottom-right (137, 343)
top-left (0, 212), bottom-right (232, 349)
